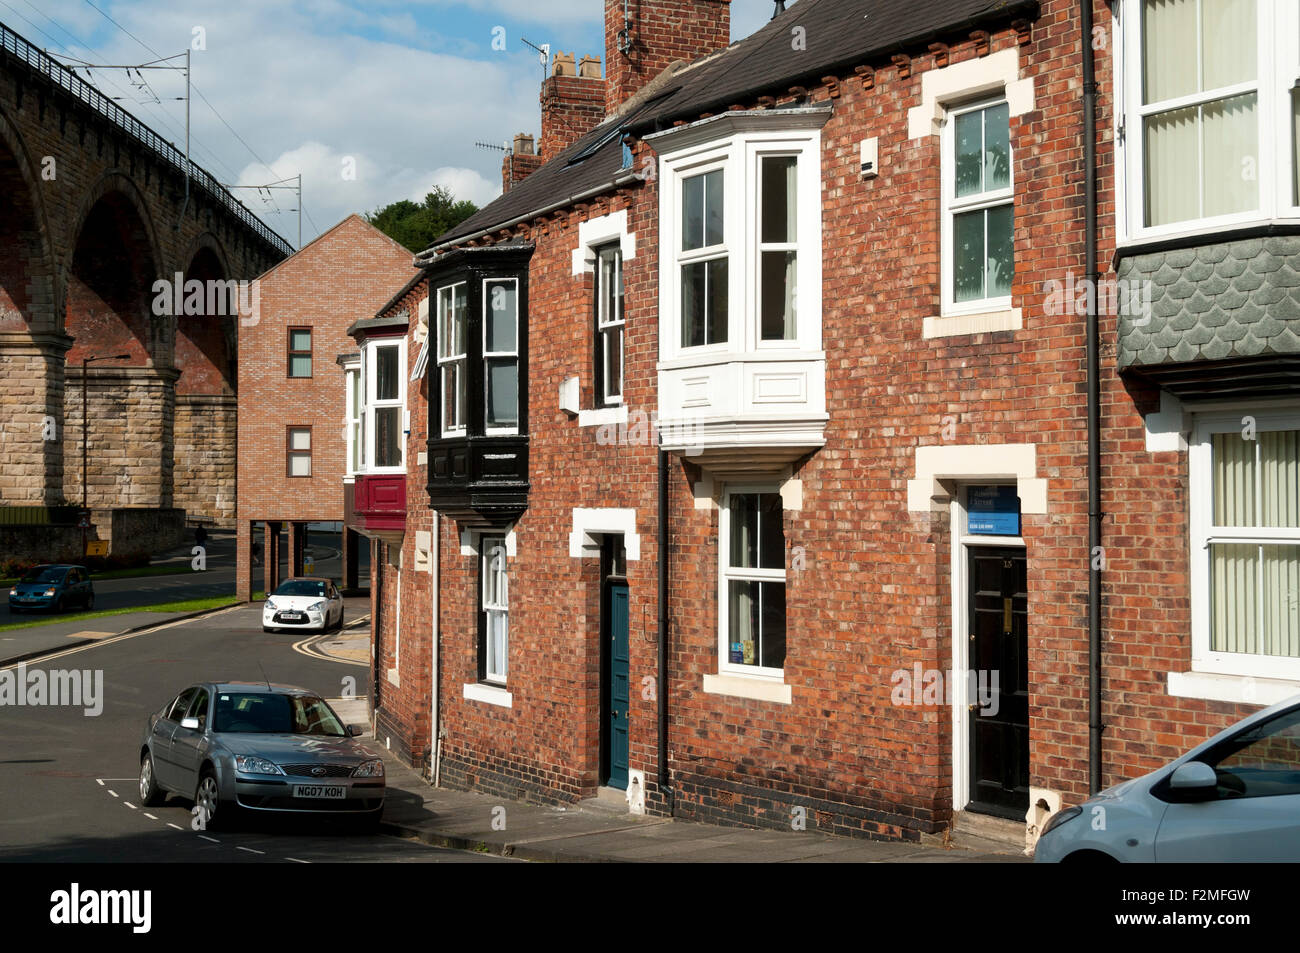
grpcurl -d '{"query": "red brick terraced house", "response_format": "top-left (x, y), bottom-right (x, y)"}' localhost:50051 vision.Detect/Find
top-left (235, 214), bottom-right (413, 602)
top-left (355, 0), bottom-right (1300, 854)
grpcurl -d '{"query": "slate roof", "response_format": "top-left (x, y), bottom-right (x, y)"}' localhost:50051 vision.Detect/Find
top-left (1117, 236), bottom-right (1300, 368)
top-left (426, 0), bottom-right (1037, 253)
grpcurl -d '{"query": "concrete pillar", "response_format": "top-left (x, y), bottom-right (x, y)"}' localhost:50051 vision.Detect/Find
top-left (288, 521), bottom-right (305, 577)
top-left (63, 365), bottom-right (178, 509)
top-left (342, 527), bottom-right (359, 592)
top-left (236, 518), bottom-right (252, 602)
top-left (0, 332), bottom-right (72, 505)
top-left (263, 520), bottom-right (281, 595)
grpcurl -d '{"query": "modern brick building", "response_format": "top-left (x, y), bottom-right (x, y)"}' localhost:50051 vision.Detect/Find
top-left (235, 214), bottom-right (413, 601)
top-left (356, 0), bottom-right (1300, 855)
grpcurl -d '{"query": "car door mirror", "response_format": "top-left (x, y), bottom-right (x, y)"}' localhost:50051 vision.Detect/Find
top-left (347, 724), bottom-right (364, 737)
top-left (180, 716), bottom-right (200, 731)
top-left (1168, 761), bottom-right (1218, 800)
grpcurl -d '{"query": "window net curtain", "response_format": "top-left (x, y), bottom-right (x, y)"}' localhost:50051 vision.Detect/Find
top-left (1211, 430), bottom-right (1300, 658)
top-left (1142, 0), bottom-right (1258, 226)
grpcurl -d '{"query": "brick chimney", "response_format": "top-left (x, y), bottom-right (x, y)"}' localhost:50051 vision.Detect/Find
top-left (605, 0), bottom-right (730, 115)
top-left (502, 133), bottom-right (543, 193)
top-left (540, 52), bottom-right (606, 159)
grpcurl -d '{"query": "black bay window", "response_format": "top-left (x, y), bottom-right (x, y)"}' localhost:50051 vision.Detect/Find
top-left (425, 244), bottom-right (533, 528)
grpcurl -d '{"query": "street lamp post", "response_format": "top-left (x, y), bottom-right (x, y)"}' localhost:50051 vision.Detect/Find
top-left (81, 353), bottom-right (130, 556)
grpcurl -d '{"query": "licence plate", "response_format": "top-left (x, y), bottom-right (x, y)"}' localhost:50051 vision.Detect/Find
top-left (281, 611), bottom-right (302, 619)
top-left (293, 784), bottom-right (346, 799)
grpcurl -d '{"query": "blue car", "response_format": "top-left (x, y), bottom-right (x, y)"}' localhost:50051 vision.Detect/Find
top-left (7, 564), bottom-right (95, 613)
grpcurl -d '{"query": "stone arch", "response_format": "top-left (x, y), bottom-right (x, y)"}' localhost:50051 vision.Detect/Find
top-left (0, 104), bottom-right (57, 333)
top-left (175, 231), bottom-right (237, 396)
top-left (62, 171), bottom-right (166, 366)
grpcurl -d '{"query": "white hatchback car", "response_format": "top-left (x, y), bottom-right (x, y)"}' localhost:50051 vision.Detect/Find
top-left (262, 577), bottom-right (344, 633)
top-left (1034, 694), bottom-right (1300, 862)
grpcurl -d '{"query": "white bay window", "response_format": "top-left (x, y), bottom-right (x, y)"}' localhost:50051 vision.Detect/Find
top-left (648, 109), bottom-right (828, 472)
top-left (1119, 0), bottom-right (1300, 238)
top-left (1191, 409), bottom-right (1300, 681)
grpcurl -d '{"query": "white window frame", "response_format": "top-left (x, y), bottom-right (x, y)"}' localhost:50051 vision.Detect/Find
top-left (363, 337), bottom-right (406, 473)
top-left (657, 122), bottom-right (823, 364)
top-left (437, 281), bottom-right (468, 438)
top-left (481, 534), bottom-right (509, 685)
top-left (595, 243), bottom-right (625, 406)
top-left (940, 96), bottom-right (1014, 317)
top-left (676, 163), bottom-right (730, 351)
top-left (717, 484), bottom-right (787, 681)
top-left (482, 277), bottom-right (520, 436)
top-left (344, 363), bottom-right (362, 478)
top-left (1116, 0), bottom-right (1300, 242)
top-left (1189, 407), bottom-right (1300, 681)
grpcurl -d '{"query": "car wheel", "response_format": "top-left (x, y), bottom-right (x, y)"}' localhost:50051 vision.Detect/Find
top-left (54, 595), bottom-right (65, 614)
top-left (9, 607), bottom-right (20, 615)
top-left (85, 592), bottom-right (94, 610)
top-left (139, 752), bottom-right (163, 807)
top-left (194, 769), bottom-right (229, 831)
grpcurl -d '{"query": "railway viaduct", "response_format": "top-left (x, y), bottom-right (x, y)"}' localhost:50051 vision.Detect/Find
top-left (0, 22), bottom-right (290, 542)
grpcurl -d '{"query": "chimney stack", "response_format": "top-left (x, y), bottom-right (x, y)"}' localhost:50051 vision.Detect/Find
top-left (501, 133), bottom-right (542, 194)
top-left (604, 0), bottom-right (731, 115)
top-left (540, 51), bottom-right (606, 159)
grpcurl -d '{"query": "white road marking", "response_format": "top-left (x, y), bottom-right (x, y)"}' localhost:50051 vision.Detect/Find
top-left (0, 603), bottom-right (245, 670)
top-left (124, 802), bottom-right (137, 809)
top-left (144, 813), bottom-right (158, 819)
top-left (199, 835), bottom-right (219, 843)
top-left (107, 790), bottom-right (118, 798)
top-left (287, 857), bottom-right (309, 864)
top-left (236, 846), bottom-right (265, 855)
top-left (167, 823), bottom-right (184, 831)
top-left (96, 778), bottom-right (104, 785)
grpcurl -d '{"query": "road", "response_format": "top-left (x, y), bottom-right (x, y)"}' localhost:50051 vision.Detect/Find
top-left (0, 602), bottom-right (503, 864)
top-left (1, 528), bottom-right (360, 623)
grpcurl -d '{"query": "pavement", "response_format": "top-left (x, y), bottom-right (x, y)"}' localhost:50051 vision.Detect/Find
top-left (0, 605), bottom-right (244, 666)
top-left (310, 631), bottom-right (1028, 864)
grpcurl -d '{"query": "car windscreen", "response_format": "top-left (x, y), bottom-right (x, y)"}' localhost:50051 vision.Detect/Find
top-left (213, 692), bottom-right (346, 736)
top-left (20, 567), bottom-right (66, 584)
top-left (272, 580), bottom-right (327, 597)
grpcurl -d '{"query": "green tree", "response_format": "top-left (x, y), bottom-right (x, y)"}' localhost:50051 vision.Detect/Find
top-left (365, 186), bottom-right (479, 253)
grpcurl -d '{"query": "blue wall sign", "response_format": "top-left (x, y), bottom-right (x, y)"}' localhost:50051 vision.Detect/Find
top-left (968, 485), bottom-right (1021, 536)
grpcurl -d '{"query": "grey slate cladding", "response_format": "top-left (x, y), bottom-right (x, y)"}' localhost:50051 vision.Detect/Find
top-left (1117, 237), bottom-right (1300, 369)
top-left (427, 0), bottom-right (1036, 251)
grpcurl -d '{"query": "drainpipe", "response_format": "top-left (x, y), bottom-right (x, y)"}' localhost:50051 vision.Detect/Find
top-left (431, 511), bottom-right (442, 788)
top-left (1081, 0), bottom-right (1103, 794)
top-left (657, 449), bottom-right (672, 811)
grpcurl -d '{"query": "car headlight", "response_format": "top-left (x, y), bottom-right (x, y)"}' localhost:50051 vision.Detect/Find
top-left (307, 601), bottom-right (325, 612)
top-left (234, 755), bottom-right (284, 776)
top-left (44, 588), bottom-right (56, 597)
top-left (352, 759), bottom-right (385, 778)
top-left (265, 599), bottom-right (278, 610)
top-left (1040, 805), bottom-right (1082, 838)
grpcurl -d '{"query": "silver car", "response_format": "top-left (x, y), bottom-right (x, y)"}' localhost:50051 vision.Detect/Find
top-left (1034, 694), bottom-right (1300, 862)
top-left (139, 681), bottom-right (385, 829)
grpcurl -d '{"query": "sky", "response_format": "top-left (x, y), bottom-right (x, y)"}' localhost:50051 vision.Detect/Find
top-left (0, 0), bottom-right (784, 248)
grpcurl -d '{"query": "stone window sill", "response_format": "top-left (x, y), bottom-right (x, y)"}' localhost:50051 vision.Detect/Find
top-left (702, 672), bottom-right (792, 705)
top-left (578, 405), bottom-right (628, 428)
top-left (1166, 670), bottom-right (1300, 706)
top-left (923, 308), bottom-right (1022, 340)
top-left (463, 682), bottom-right (512, 708)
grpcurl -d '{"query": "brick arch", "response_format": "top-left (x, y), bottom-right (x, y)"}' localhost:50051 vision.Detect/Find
top-left (62, 172), bottom-right (167, 366)
top-left (175, 235), bottom-right (237, 395)
top-left (0, 104), bottom-right (57, 333)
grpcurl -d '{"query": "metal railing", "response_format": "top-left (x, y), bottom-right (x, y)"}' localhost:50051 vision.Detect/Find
top-left (0, 21), bottom-right (293, 258)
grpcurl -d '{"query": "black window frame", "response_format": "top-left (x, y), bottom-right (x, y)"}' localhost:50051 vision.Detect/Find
top-left (288, 327), bottom-right (313, 378)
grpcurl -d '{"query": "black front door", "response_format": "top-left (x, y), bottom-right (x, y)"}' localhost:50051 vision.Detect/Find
top-left (600, 537), bottom-right (629, 790)
top-left (967, 547), bottom-right (1029, 818)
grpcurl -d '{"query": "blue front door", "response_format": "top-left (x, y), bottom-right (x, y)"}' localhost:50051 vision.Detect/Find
top-left (607, 582), bottom-right (630, 790)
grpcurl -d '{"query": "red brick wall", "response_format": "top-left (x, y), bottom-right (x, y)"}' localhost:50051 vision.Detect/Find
top-left (541, 74), bottom-right (606, 159)
top-left (373, 0), bottom-right (1266, 838)
top-left (604, 0), bottom-right (730, 114)
top-left (236, 215), bottom-right (414, 528)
